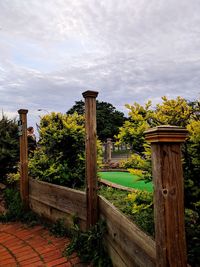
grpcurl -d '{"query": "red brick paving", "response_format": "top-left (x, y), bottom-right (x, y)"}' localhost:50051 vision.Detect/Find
top-left (0, 222), bottom-right (86, 267)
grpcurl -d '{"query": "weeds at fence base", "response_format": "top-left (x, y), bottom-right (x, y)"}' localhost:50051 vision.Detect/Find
top-left (0, 188), bottom-right (40, 226)
top-left (63, 220), bottom-right (112, 267)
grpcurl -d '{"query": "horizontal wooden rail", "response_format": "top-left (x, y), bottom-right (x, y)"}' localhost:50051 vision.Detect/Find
top-left (29, 178), bottom-right (87, 229)
top-left (99, 195), bottom-right (156, 267)
top-left (29, 178), bottom-right (156, 266)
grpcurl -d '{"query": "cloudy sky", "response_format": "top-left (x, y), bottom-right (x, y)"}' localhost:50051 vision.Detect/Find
top-left (0, 0), bottom-right (200, 132)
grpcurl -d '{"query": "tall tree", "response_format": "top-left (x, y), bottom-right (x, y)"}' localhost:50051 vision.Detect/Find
top-left (67, 100), bottom-right (126, 141)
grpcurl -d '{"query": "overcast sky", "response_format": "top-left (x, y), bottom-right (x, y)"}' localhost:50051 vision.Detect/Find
top-left (0, 0), bottom-right (200, 133)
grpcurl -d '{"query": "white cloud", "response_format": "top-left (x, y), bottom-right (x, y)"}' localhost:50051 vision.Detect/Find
top-left (0, 0), bottom-right (199, 131)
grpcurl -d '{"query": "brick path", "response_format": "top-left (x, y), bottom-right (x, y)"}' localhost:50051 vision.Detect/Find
top-left (0, 222), bottom-right (85, 267)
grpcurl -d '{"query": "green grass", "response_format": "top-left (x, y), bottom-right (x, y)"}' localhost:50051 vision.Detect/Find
top-left (98, 171), bottom-right (153, 192)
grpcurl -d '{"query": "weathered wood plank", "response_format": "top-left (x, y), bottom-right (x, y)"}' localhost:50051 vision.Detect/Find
top-left (29, 178), bottom-right (86, 220)
top-left (145, 126), bottom-right (188, 267)
top-left (18, 109), bottom-right (29, 208)
top-left (29, 179), bottom-right (156, 266)
top-left (99, 195), bottom-right (156, 267)
top-left (83, 90), bottom-right (99, 228)
top-left (29, 197), bottom-right (86, 230)
top-left (151, 143), bottom-right (187, 267)
top-left (99, 179), bottom-right (136, 192)
top-left (103, 236), bottom-right (128, 267)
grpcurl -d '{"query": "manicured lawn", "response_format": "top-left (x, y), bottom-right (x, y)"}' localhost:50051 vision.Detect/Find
top-left (98, 171), bottom-right (153, 192)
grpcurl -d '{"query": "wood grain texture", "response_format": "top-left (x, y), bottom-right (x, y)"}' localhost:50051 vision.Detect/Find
top-left (18, 109), bottom-right (29, 208)
top-left (83, 91), bottom-right (98, 228)
top-left (99, 179), bottom-right (136, 192)
top-left (145, 125), bottom-right (188, 143)
top-left (29, 197), bottom-right (86, 230)
top-left (29, 178), bottom-right (86, 221)
top-left (29, 178), bottom-right (156, 266)
top-left (151, 143), bottom-right (187, 267)
top-left (99, 195), bottom-right (156, 267)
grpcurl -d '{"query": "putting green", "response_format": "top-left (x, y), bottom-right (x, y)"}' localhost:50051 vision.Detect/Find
top-left (98, 171), bottom-right (153, 192)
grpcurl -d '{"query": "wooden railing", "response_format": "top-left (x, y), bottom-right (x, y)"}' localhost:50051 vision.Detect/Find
top-left (19, 91), bottom-right (188, 267)
top-left (28, 177), bottom-right (156, 266)
top-left (29, 178), bottom-right (87, 230)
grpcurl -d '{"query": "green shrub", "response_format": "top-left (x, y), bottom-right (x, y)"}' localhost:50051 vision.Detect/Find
top-left (64, 220), bottom-right (112, 267)
top-left (29, 112), bottom-right (86, 188)
top-left (6, 167), bottom-right (20, 185)
top-left (49, 218), bottom-right (69, 237)
top-left (0, 188), bottom-right (39, 226)
top-left (29, 112), bottom-right (103, 188)
top-left (0, 116), bottom-right (19, 183)
top-left (120, 151), bottom-right (152, 182)
top-left (185, 208), bottom-right (200, 266)
top-left (123, 190), bottom-right (154, 236)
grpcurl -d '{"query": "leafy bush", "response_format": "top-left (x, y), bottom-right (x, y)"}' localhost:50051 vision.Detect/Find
top-left (6, 165), bottom-right (20, 185)
top-left (0, 115), bottom-right (19, 183)
top-left (185, 208), bottom-right (200, 266)
top-left (49, 218), bottom-right (69, 237)
top-left (29, 112), bottom-right (86, 188)
top-left (124, 190), bottom-right (154, 236)
top-left (117, 97), bottom-right (200, 207)
top-left (99, 186), bottom-right (154, 235)
top-left (29, 112), bottom-right (103, 188)
top-left (120, 151), bottom-right (152, 182)
top-left (64, 220), bottom-right (112, 267)
top-left (0, 188), bottom-right (39, 226)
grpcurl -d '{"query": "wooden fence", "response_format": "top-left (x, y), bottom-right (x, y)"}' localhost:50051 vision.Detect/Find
top-left (28, 177), bottom-right (156, 266)
top-left (18, 91), bottom-right (188, 267)
top-left (29, 178), bottom-right (87, 230)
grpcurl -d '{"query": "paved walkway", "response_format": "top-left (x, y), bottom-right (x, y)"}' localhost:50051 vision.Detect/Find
top-left (0, 222), bottom-right (84, 267)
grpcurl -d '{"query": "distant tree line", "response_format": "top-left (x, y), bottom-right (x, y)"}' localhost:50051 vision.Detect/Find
top-left (67, 100), bottom-right (126, 141)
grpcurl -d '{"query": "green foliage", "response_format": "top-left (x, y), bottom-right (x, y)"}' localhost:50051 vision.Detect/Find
top-left (117, 101), bottom-right (152, 155)
top-left (0, 188), bottom-right (39, 226)
top-left (67, 100), bottom-right (125, 141)
top-left (99, 186), bottom-right (128, 210)
top-left (99, 186), bottom-right (154, 235)
top-left (49, 218), bottom-right (69, 237)
top-left (120, 151), bottom-right (152, 182)
top-left (29, 112), bottom-right (86, 188)
top-left (6, 164), bottom-right (20, 185)
top-left (153, 96), bottom-right (192, 127)
top-left (0, 115), bottom-right (19, 183)
top-left (117, 97), bottom-right (200, 206)
top-left (64, 220), bottom-right (112, 267)
top-left (185, 208), bottom-right (200, 266)
top-left (99, 185), bottom-right (200, 265)
top-left (124, 190), bottom-right (154, 236)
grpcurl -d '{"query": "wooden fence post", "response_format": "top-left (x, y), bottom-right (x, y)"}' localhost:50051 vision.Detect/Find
top-left (145, 125), bottom-right (188, 267)
top-left (18, 109), bottom-right (29, 209)
top-left (82, 90), bottom-right (99, 228)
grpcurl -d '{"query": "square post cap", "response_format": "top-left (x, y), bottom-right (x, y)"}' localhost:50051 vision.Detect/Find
top-left (82, 90), bottom-right (98, 98)
top-left (18, 109), bottom-right (28, 114)
top-left (145, 125), bottom-right (188, 143)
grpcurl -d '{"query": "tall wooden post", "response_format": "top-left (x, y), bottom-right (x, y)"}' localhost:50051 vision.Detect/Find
top-left (18, 109), bottom-right (29, 209)
top-left (145, 126), bottom-right (188, 267)
top-left (82, 90), bottom-right (99, 228)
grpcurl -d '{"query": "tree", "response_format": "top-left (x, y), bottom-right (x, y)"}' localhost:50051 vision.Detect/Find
top-left (67, 100), bottom-right (126, 141)
top-left (0, 115), bottom-right (19, 183)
